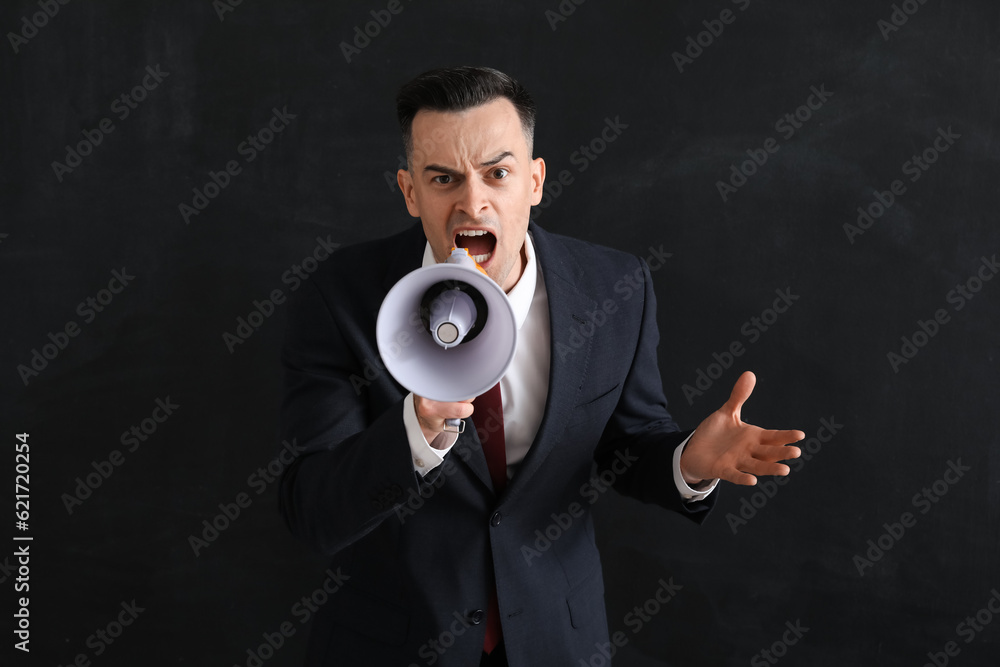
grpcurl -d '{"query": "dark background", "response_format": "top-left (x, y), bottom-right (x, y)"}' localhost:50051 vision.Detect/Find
top-left (3, 0), bottom-right (999, 665)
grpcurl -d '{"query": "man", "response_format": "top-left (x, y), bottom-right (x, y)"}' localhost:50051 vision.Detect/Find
top-left (279, 66), bottom-right (804, 666)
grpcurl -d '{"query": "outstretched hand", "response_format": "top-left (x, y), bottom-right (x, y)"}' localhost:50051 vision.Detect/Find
top-left (680, 371), bottom-right (805, 487)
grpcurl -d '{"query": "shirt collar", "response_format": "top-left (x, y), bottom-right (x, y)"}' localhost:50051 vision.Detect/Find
top-left (421, 231), bottom-right (538, 330)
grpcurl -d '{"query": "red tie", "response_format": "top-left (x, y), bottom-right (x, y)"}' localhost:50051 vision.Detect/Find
top-left (473, 382), bottom-right (506, 654)
top-left (474, 383), bottom-right (507, 493)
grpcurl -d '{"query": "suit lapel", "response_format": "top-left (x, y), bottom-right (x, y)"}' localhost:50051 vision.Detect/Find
top-left (367, 223), bottom-right (427, 330)
top-left (502, 223), bottom-right (597, 499)
top-left (381, 222), bottom-right (427, 292)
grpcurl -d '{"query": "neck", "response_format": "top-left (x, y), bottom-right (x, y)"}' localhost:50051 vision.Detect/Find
top-left (504, 241), bottom-right (528, 293)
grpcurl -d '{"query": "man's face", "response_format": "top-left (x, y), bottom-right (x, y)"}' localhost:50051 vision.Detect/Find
top-left (397, 98), bottom-right (545, 293)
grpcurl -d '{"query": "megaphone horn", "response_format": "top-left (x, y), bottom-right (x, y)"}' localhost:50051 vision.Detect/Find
top-left (376, 247), bottom-right (518, 404)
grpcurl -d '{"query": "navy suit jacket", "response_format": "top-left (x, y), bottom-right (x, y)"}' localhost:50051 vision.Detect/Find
top-left (278, 221), bottom-right (715, 666)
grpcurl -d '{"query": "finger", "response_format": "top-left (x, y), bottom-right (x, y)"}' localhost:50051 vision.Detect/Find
top-left (739, 457), bottom-right (791, 478)
top-left (415, 396), bottom-right (475, 421)
top-left (720, 469), bottom-right (758, 486)
top-left (756, 428), bottom-right (806, 446)
top-left (440, 402), bottom-right (475, 420)
top-left (723, 371), bottom-right (756, 420)
top-left (749, 443), bottom-right (802, 463)
top-left (748, 430), bottom-right (803, 459)
top-left (782, 444), bottom-right (802, 460)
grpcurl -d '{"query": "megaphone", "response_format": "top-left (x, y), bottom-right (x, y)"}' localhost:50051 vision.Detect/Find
top-left (376, 247), bottom-right (518, 406)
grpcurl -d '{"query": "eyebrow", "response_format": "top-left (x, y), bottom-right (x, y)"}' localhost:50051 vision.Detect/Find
top-left (481, 151), bottom-right (515, 166)
top-left (423, 151), bottom-right (516, 175)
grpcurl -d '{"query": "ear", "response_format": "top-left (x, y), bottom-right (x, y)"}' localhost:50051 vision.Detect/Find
top-left (397, 168), bottom-right (420, 217)
top-left (528, 157), bottom-right (546, 206)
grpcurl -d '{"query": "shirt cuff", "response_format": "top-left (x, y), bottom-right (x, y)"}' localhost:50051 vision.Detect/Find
top-left (672, 431), bottom-right (719, 502)
top-left (403, 393), bottom-right (459, 477)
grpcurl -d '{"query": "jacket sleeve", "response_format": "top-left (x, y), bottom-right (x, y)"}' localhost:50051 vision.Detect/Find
top-left (592, 257), bottom-right (717, 523)
top-left (277, 273), bottom-right (420, 556)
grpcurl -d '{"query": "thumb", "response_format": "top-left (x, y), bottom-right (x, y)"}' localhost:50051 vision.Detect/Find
top-left (723, 371), bottom-right (756, 420)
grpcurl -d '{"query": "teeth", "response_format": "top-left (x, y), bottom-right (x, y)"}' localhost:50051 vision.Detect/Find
top-left (471, 252), bottom-right (492, 263)
top-left (458, 230), bottom-right (488, 236)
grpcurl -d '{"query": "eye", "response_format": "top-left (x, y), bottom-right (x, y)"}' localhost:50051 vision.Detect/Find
top-left (491, 167), bottom-right (510, 179)
top-left (432, 174), bottom-right (452, 184)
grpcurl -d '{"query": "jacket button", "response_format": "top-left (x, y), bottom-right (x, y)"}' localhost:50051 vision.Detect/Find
top-left (490, 511), bottom-right (502, 527)
top-left (469, 609), bottom-right (486, 625)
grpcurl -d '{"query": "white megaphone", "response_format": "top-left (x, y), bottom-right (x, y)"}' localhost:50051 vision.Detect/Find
top-left (376, 247), bottom-right (518, 425)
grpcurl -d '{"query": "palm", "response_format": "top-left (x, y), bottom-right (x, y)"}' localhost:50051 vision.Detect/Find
top-left (681, 371), bottom-right (805, 486)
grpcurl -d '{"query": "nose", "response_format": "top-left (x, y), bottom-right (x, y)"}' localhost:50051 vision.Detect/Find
top-left (454, 176), bottom-right (489, 218)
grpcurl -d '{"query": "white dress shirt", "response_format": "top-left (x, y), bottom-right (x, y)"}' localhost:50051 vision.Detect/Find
top-left (401, 232), bottom-right (717, 501)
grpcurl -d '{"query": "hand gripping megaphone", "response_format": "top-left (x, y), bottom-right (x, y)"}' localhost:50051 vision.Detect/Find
top-left (376, 247), bottom-right (518, 420)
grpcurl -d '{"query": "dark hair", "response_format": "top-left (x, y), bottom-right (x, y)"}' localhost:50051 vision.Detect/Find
top-left (396, 66), bottom-right (536, 164)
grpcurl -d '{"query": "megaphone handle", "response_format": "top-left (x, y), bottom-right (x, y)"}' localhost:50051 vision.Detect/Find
top-left (443, 418), bottom-right (465, 434)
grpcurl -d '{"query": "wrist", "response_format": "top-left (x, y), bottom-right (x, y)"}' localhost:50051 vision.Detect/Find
top-left (681, 469), bottom-right (706, 487)
top-left (420, 423), bottom-right (441, 447)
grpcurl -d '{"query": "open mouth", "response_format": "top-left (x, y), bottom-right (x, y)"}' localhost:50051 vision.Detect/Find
top-left (454, 229), bottom-right (497, 265)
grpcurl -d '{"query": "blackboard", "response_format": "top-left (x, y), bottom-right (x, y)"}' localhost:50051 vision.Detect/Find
top-left (3, 1), bottom-right (998, 665)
